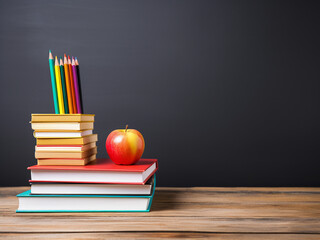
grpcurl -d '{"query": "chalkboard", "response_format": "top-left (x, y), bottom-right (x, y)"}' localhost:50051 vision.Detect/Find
top-left (0, 0), bottom-right (319, 187)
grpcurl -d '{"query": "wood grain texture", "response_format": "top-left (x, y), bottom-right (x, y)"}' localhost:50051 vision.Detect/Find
top-left (1, 187), bottom-right (320, 239)
top-left (1, 233), bottom-right (320, 240)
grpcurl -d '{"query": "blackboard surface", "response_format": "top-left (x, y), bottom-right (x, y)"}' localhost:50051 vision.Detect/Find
top-left (0, 0), bottom-right (319, 187)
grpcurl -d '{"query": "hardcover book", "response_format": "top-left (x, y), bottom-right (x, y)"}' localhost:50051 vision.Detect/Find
top-left (31, 114), bottom-right (94, 122)
top-left (31, 122), bottom-right (94, 131)
top-left (31, 175), bottom-right (154, 195)
top-left (36, 134), bottom-right (98, 145)
top-left (34, 130), bottom-right (92, 138)
top-left (35, 147), bottom-right (97, 159)
top-left (37, 154), bottom-right (96, 166)
top-left (36, 142), bottom-right (96, 152)
top-left (29, 158), bottom-right (158, 184)
top-left (17, 175), bottom-right (156, 212)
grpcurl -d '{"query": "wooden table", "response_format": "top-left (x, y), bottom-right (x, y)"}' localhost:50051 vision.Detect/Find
top-left (1, 187), bottom-right (320, 239)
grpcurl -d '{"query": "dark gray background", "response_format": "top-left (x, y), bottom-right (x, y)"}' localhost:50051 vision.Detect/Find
top-left (0, 0), bottom-right (319, 187)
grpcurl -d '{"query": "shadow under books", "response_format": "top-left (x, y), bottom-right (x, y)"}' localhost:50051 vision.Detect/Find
top-left (150, 189), bottom-right (179, 211)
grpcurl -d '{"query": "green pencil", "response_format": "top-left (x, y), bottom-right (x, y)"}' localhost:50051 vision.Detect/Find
top-left (49, 50), bottom-right (59, 114)
top-left (59, 57), bottom-right (69, 113)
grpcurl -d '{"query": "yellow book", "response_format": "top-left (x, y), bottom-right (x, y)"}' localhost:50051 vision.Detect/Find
top-left (55, 56), bottom-right (65, 114)
top-left (31, 114), bottom-right (94, 122)
top-left (35, 147), bottom-right (97, 159)
top-left (37, 154), bottom-right (96, 166)
top-left (36, 134), bottom-right (97, 145)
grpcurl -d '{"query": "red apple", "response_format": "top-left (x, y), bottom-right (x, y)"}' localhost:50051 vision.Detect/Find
top-left (106, 125), bottom-right (145, 165)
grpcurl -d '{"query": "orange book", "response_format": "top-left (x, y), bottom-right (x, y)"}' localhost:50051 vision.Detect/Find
top-left (37, 154), bottom-right (96, 166)
top-left (31, 114), bottom-right (94, 122)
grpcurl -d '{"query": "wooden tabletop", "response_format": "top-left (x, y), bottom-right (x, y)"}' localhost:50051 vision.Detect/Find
top-left (1, 187), bottom-right (320, 239)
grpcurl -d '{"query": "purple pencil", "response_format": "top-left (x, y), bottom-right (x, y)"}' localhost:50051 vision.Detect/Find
top-left (71, 57), bottom-right (82, 113)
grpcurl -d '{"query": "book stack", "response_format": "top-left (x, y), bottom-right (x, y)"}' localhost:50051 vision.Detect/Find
top-left (17, 159), bottom-right (157, 212)
top-left (31, 114), bottom-right (97, 166)
top-left (16, 114), bottom-right (158, 212)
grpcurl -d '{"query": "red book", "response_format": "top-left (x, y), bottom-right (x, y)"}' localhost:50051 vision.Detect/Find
top-left (28, 158), bottom-right (158, 185)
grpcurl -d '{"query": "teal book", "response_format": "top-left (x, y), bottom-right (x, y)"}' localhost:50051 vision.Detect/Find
top-left (16, 175), bottom-right (156, 213)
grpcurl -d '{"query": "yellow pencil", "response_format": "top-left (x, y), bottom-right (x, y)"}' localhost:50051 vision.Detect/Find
top-left (55, 56), bottom-right (65, 114)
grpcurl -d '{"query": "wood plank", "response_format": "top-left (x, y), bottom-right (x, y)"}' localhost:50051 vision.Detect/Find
top-left (2, 216), bottom-right (320, 233)
top-left (0, 187), bottom-right (319, 234)
top-left (1, 233), bottom-right (320, 240)
top-left (3, 187), bottom-right (320, 217)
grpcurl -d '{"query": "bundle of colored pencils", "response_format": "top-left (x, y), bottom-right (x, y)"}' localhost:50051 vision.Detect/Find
top-left (49, 50), bottom-right (83, 114)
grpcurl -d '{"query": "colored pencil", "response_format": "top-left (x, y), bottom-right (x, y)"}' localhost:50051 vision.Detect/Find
top-left (48, 51), bottom-right (59, 114)
top-left (72, 57), bottom-right (82, 113)
top-left (75, 57), bottom-right (84, 113)
top-left (59, 57), bottom-right (69, 114)
top-left (63, 54), bottom-right (73, 114)
top-left (54, 56), bottom-right (65, 114)
top-left (68, 56), bottom-right (77, 113)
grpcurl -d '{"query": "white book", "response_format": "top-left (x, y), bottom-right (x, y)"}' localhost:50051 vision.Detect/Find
top-left (35, 142), bottom-right (96, 152)
top-left (31, 122), bottom-right (94, 131)
top-left (17, 196), bottom-right (151, 211)
top-left (31, 176), bottom-right (154, 195)
top-left (34, 130), bottom-right (92, 138)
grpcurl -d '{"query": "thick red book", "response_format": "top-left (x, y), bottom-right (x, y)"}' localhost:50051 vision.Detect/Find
top-left (28, 158), bottom-right (158, 185)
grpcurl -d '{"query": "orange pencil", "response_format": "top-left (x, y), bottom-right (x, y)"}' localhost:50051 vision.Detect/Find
top-left (63, 54), bottom-right (73, 113)
top-left (68, 55), bottom-right (77, 113)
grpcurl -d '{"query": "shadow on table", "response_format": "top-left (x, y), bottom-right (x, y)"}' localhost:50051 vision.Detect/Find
top-left (150, 189), bottom-right (179, 211)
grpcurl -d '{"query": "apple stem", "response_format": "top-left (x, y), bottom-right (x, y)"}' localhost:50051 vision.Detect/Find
top-left (125, 124), bottom-right (128, 133)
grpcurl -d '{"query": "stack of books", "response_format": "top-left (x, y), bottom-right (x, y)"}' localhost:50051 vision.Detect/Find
top-left (17, 158), bottom-right (158, 212)
top-left (31, 114), bottom-right (97, 166)
top-left (16, 114), bottom-right (158, 212)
